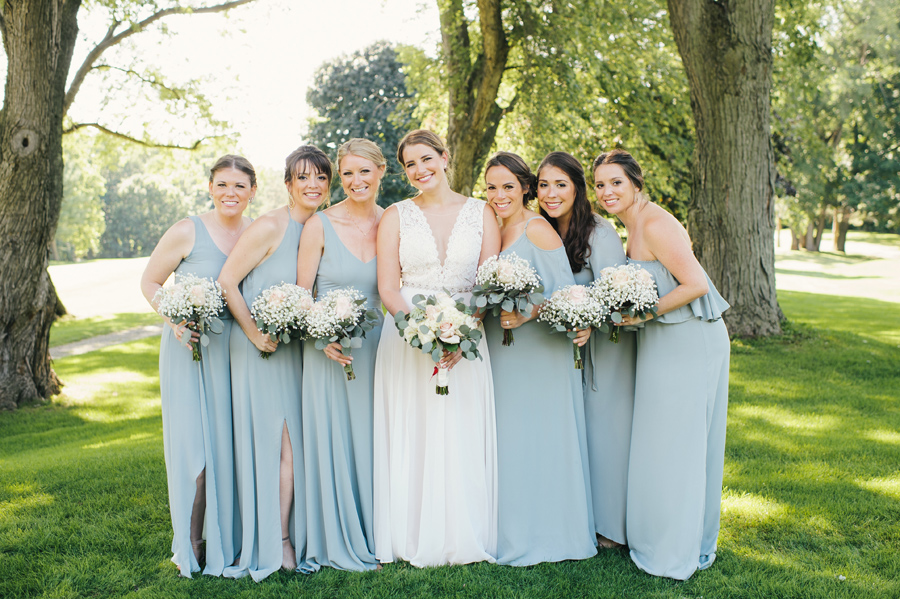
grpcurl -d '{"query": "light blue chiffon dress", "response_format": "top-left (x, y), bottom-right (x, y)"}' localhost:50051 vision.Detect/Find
top-left (158, 215), bottom-right (239, 577)
top-left (484, 217), bottom-right (597, 566)
top-left (625, 258), bottom-right (730, 580)
top-left (299, 213), bottom-right (382, 573)
top-left (573, 215), bottom-right (636, 546)
top-left (224, 218), bottom-right (305, 582)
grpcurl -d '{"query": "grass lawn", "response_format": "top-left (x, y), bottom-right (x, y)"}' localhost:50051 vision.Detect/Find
top-left (50, 313), bottom-right (161, 348)
top-left (2, 291), bottom-right (899, 598)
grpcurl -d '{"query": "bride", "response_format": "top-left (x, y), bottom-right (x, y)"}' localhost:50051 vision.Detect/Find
top-left (373, 130), bottom-right (501, 567)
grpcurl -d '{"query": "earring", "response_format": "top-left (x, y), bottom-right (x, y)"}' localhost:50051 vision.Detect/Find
top-left (249, 196), bottom-right (255, 203)
top-left (288, 194), bottom-right (295, 209)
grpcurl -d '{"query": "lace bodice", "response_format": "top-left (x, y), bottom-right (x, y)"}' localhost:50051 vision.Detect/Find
top-left (396, 197), bottom-right (484, 294)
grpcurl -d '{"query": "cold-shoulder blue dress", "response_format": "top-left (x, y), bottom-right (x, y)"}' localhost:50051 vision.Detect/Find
top-left (224, 218), bottom-right (305, 582)
top-left (299, 213), bottom-right (383, 573)
top-left (625, 258), bottom-right (730, 580)
top-left (484, 217), bottom-right (597, 566)
top-left (158, 215), bottom-right (239, 577)
top-left (573, 215), bottom-right (636, 546)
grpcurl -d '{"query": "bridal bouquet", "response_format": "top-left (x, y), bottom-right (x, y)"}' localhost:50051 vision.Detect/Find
top-left (250, 283), bottom-right (313, 359)
top-left (537, 284), bottom-right (609, 369)
top-left (471, 253), bottom-right (544, 346)
top-left (153, 273), bottom-right (226, 362)
top-left (305, 287), bottom-right (380, 381)
top-left (394, 291), bottom-right (484, 395)
top-left (591, 264), bottom-right (659, 343)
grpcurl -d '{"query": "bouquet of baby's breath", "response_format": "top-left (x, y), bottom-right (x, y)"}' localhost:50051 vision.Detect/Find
top-left (394, 291), bottom-right (484, 395)
top-left (250, 283), bottom-right (313, 359)
top-left (591, 264), bottom-right (659, 342)
top-left (305, 287), bottom-right (380, 381)
top-left (471, 253), bottom-right (544, 346)
top-left (537, 284), bottom-right (608, 369)
top-left (153, 273), bottom-right (226, 362)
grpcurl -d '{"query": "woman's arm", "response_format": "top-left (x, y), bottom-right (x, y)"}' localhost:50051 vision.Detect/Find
top-left (620, 212), bottom-right (708, 325)
top-left (376, 206), bottom-right (407, 317)
top-left (479, 203), bottom-right (501, 266)
top-left (217, 216), bottom-right (279, 353)
top-left (296, 214), bottom-right (324, 292)
top-left (140, 218), bottom-right (198, 347)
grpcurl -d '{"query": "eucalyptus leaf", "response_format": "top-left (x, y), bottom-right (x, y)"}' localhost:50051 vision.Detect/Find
top-left (315, 339), bottom-right (327, 350)
top-left (431, 348), bottom-right (441, 362)
top-left (340, 337), bottom-right (351, 348)
top-left (531, 292), bottom-right (544, 304)
top-left (501, 299), bottom-right (514, 312)
top-left (350, 337), bottom-right (362, 349)
top-left (208, 317), bottom-right (224, 334)
top-left (611, 312), bottom-right (623, 323)
top-left (200, 334), bottom-right (210, 347)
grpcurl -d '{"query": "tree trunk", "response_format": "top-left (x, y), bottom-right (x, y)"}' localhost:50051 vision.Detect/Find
top-left (804, 219), bottom-right (816, 251)
top-left (833, 205), bottom-right (850, 252)
top-left (0, 0), bottom-right (82, 409)
top-left (811, 201), bottom-right (827, 250)
top-left (667, 0), bottom-right (781, 337)
top-left (789, 228), bottom-right (802, 251)
top-left (440, 0), bottom-right (509, 195)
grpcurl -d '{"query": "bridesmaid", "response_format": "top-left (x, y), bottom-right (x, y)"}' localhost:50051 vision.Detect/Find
top-left (483, 151), bottom-right (596, 566)
top-left (537, 151), bottom-right (636, 549)
top-left (592, 149), bottom-right (730, 580)
top-left (218, 145), bottom-right (331, 581)
top-left (296, 138), bottom-right (385, 573)
top-left (140, 154), bottom-right (254, 577)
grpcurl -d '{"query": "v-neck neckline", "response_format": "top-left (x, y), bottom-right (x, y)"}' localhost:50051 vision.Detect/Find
top-left (408, 198), bottom-right (468, 269)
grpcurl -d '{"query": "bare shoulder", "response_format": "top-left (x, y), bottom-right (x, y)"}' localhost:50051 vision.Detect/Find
top-left (525, 216), bottom-right (564, 251)
top-left (247, 206), bottom-right (286, 235)
top-left (643, 204), bottom-right (692, 256)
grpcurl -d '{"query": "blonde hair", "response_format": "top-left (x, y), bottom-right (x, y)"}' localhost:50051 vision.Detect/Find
top-left (337, 138), bottom-right (387, 171)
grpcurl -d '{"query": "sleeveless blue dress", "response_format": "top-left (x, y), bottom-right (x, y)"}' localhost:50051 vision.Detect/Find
top-left (158, 215), bottom-right (239, 577)
top-left (300, 213), bottom-right (383, 573)
top-left (224, 218), bottom-right (305, 582)
top-left (625, 258), bottom-right (730, 580)
top-left (572, 215), bottom-right (636, 545)
top-left (484, 217), bottom-right (596, 566)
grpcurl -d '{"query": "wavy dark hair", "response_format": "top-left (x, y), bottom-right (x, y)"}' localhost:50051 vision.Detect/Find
top-left (591, 148), bottom-right (645, 192)
top-left (484, 151), bottom-right (536, 206)
top-left (209, 154), bottom-right (256, 188)
top-left (537, 151), bottom-right (595, 274)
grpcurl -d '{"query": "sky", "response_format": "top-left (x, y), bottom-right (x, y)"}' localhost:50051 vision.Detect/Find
top-left (1, 0), bottom-right (440, 169)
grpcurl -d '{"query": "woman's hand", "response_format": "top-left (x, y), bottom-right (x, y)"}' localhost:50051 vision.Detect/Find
top-left (171, 319), bottom-right (200, 349)
top-left (616, 313), bottom-right (653, 327)
top-left (500, 309), bottom-right (531, 329)
top-left (324, 341), bottom-right (351, 365)
top-left (440, 348), bottom-right (463, 370)
top-left (251, 329), bottom-right (279, 354)
top-left (573, 327), bottom-right (592, 347)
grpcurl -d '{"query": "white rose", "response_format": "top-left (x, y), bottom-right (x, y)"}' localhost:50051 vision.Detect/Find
top-left (334, 295), bottom-right (354, 320)
top-left (189, 285), bottom-right (206, 307)
top-left (419, 329), bottom-right (436, 344)
top-left (567, 285), bottom-right (587, 304)
top-left (497, 260), bottom-right (517, 286)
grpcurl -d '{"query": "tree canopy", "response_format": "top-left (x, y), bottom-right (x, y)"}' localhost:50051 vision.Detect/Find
top-left (306, 42), bottom-right (416, 207)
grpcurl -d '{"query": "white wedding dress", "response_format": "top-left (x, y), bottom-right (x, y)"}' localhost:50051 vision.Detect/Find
top-left (373, 197), bottom-right (498, 567)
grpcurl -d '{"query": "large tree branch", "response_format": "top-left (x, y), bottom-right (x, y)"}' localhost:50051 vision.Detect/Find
top-left (64, 0), bottom-right (255, 116)
top-left (63, 122), bottom-right (221, 150)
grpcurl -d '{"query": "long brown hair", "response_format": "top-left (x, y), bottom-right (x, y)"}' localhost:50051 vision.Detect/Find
top-left (538, 151), bottom-right (594, 274)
